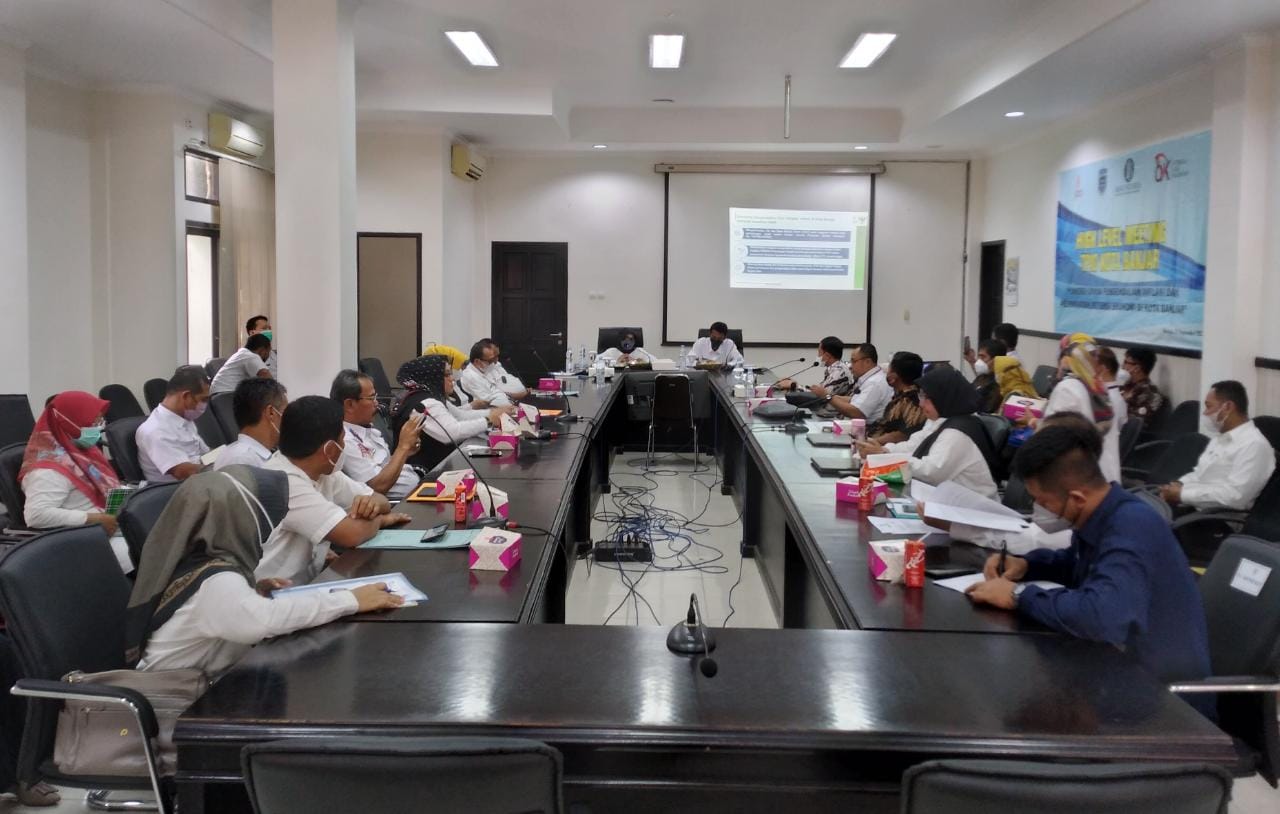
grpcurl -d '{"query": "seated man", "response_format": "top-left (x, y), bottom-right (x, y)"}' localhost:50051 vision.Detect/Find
top-left (214, 379), bottom-right (288, 471)
top-left (690, 321), bottom-right (744, 366)
top-left (257, 396), bottom-right (411, 586)
top-left (460, 339), bottom-right (529, 407)
top-left (598, 331), bottom-right (654, 366)
top-left (136, 365), bottom-right (211, 483)
top-left (965, 421), bottom-right (1213, 717)
top-left (969, 338), bottom-right (1007, 414)
top-left (776, 336), bottom-right (852, 400)
top-left (210, 333), bottom-right (273, 395)
top-left (331, 369), bottom-right (425, 501)
top-left (246, 314), bottom-right (276, 377)
top-left (1160, 380), bottom-right (1275, 511)
top-left (826, 342), bottom-right (893, 423)
top-left (863, 351), bottom-right (927, 444)
top-left (1094, 346), bottom-right (1128, 427)
top-left (1121, 347), bottom-right (1166, 429)
top-left (488, 341), bottom-right (531, 400)
top-left (964, 322), bottom-right (1021, 368)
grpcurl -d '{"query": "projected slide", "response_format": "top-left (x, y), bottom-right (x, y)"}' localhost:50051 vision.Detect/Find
top-left (729, 207), bottom-right (869, 291)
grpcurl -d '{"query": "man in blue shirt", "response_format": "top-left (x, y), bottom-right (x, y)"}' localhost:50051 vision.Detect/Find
top-left (966, 420), bottom-right (1214, 717)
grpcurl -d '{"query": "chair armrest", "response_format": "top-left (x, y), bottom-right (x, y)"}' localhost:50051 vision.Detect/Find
top-left (1171, 510), bottom-right (1249, 531)
top-left (10, 678), bottom-right (159, 738)
top-left (1131, 439), bottom-right (1172, 455)
top-left (1169, 675), bottom-right (1280, 694)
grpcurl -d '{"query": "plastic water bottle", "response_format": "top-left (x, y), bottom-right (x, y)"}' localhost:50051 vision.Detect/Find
top-left (564, 348), bottom-right (573, 375)
top-left (732, 361), bottom-right (745, 383)
top-left (579, 346), bottom-right (587, 373)
top-left (745, 366), bottom-right (756, 388)
top-left (679, 345), bottom-right (687, 369)
top-left (595, 358), bottom-right (606, 385)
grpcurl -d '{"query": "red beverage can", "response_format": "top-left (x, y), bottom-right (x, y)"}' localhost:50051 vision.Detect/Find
top-left (904, 539), bottom-right (926, 588)
top-left (857, 476), bottom-right (875, 511)
top-left (453, 484), bottom-right (468, 524)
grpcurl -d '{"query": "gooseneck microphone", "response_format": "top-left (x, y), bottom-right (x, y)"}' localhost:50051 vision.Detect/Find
top-left (413, 401), bottom-right (508, 529)
top-left (757, 356), bottom-right (807, 374)
top-left (530, 348), bottom-right (581, 424)
top-left (666, 593), bottom-right (718, 678)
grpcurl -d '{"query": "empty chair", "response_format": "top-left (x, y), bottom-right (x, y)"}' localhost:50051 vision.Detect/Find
top-left (1164, 399), bottom-right (1202, 437)
top-left (104, 417), bottom-right (147, 483)
top-left (116, 482), bottom-right (181, 570)
top-left (143, 378), bottom-right (168, 412)
top-left (203, 357), bottom-right (228, 380)
top-left (648, 374), bottom-right (698, 467)
top-left (0, 395), bottom-right (36, 447)
top-left (209, 393), bottom-right (238, 445)
top-left (359, 357), bottom-right (398, 409)
top-left (241, 737), bottom-right (563, 814)
top-left (977, 413), bottom-right (1012, 482)
top-left (1118, 416), bottom-right (1143, 461)
top-left (0, 443), bottom-right (28, 532)
top-left (1030, 366), bottom-right (1057, 398)
top-left (1127, 432), bottom-right (1209, 486)
top-left (1001, 472), bottom-right (1034, 515)
top-left (596, 326), bottom-right (644, 354)
top-left (900, 759), bottom-right (1232, 814)
top-left (98, 385), bottom-right (145, 423)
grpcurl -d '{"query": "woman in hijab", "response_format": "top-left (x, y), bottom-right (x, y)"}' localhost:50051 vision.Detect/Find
top-left (126, 466), bottom-right (401, 676)
top-left (858, 366), bottom-right (1000, 499)
top-left (1041, 333), bottom-right (1121, 482)
top-left (395, 355), bottom-right (506, 447)
top-left (994, 355), bottom-right (1038, 404)
top-left (19, 391), bottom-right (120, 533)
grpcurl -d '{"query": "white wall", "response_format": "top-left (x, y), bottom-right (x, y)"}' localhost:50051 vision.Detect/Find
top-left (441, 142), bottom-right (477, 347)
top-left (1266, 36), bottom-right (1280, 360)
top-left (0, 44), bottom-right (30, 401)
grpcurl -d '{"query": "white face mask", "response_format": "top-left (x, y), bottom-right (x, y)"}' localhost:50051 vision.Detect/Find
top-left (1031, 502), bottom-right (1073, 534)
top-left (1116, 369), bottom-right (1131, 386)
top-left (1200, 406), bottom-right (1228, 437)
top-left (973, 359), bottom-right (990, 376)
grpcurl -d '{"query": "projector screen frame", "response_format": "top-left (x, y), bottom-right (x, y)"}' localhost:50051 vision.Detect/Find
top-left (659, 165), bottom-right (881, 348)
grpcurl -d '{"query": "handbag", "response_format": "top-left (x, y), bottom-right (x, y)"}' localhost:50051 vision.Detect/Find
top-left (53, 668), bottom-right (209, 778)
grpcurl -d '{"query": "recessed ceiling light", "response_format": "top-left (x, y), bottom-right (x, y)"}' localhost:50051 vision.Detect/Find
top-left (650, 34), bottom-right (685, 69)
top-left (1005, 110), bottom-right (1025, 118)
top-left (445, 31), bottom-right (498, 67)
top-left (840, 33), bottom-right (897, 68)
top-left (592, 144), bottom-right (608, 150)
top-left (853, 145), bottom-right (869, 151)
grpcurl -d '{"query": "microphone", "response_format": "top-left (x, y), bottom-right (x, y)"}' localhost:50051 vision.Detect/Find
top-left (413, 401), bottom-right (509, 529)
top-left (530, 347), bottom-right (580, 423)
top-left (666, 593), bottom-right (717, 678)
top-left (756, 356), bottom-right (806, 373)
top-left (769, 359), bottom-right (819, 387)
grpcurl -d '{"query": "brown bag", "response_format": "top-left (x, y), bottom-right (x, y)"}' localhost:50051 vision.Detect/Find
top-left (53, 668), bottom-right (208, 778)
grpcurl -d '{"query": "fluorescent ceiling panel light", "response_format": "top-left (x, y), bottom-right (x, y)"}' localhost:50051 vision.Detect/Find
top-left (1005, 110), bottom-right (1025, 118)
top-left (853, 145), bottom-right (869, 151)
top-left (840, 33), bottom-right (896, 68)
top-left (650, 34), bottom-right (685, 69)
top-left (592, 144), bottom-right (608, 149)
top-left (445, 31), bottom-right (498, 67)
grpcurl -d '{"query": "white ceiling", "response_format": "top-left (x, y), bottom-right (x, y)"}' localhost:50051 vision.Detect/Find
top-left (2, 0), bottom-right (1279, 155)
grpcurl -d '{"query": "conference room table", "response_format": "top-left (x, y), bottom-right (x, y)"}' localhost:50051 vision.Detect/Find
top-left (174, 367), bottom-right (1236, 812)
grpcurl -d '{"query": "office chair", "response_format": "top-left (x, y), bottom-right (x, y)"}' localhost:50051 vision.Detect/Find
top-left (116, 482), bottom-right (181, 571)
top-left (0, 443), bottom-right (28, 533)
top-left (359, 357), bottom-right (401, 411)
top-left (209, 393), bottom-right (239, 445)
top-left (647, 374), bottom-right (697, 468)
top-left (595, 327), bottom-right (644, 354)
top-left (1118, 416), bottom-right (1143, 462)
top-left (142, 379), bottom-right (167, 413)
top-left (241, 736), bottom-right (563, 814)
top-left (1001, 472), bottom-right (1034, 515)
top-left (1030, 366), bottom-right (1057, 398)
top-left (1165, 399), bottom-right (1203, 436)
top-left (696, 327), bottom-right (745, 354)
top-left (976, 413), bottom-right (1012, 482)
top-left (901, 759), bottom-right (1232, 814)
top-left (203, 357), bottom-right (227, 380)
top-left (98, 385), bottom-right (145, 423)
top-left (0, 395), bottom-right (36, 447)
top-left (0, 527), bottom-right (172, 812)
top-left (195, 403), bottom-right (229, 449)
top-left (1123, 432), bottom-right (1208, 487)
top-left (104, 417), bottom-right (146, 483)
top-left (1171, 535), bottom-right (1280, 786)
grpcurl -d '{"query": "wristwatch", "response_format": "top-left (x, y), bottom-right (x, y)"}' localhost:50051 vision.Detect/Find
top-left (1011, 583), bottom-right (1028, 605)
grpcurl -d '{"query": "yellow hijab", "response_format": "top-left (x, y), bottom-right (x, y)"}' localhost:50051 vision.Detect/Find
top-left (422, 343), bottom-right (468, 371)
top-left (994, 356), bottom-right (1036, 401)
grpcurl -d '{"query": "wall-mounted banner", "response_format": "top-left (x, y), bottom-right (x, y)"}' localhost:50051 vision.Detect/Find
top-left (1055, 131), bottom-right (1210, 350)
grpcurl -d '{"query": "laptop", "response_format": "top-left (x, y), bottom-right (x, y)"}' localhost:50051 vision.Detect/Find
top-left (809, 452), bottom-right (860, 477)
top-left (806, 433), bottom-right (851, 448)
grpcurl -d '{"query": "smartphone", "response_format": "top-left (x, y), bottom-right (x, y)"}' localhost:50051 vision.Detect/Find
top-left (420, 524), bottom-right (449, 542)
top-left (962, 335), bottom-right (972, 355)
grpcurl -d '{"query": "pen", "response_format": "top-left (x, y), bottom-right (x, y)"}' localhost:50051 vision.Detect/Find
top-left (998, 542), bottom-right (1007, 578)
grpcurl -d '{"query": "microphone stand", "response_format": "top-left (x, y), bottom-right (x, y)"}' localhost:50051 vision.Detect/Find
top-left (415, 403), bottom-right (509, 529)
top-left (531, 348), bottom-right (581, 424)
top-left (666, 593), bottom-right (718, 678)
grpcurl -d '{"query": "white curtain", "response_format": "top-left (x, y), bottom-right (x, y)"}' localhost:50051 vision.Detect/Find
top-left (219, 160), bottom-right (275, 353)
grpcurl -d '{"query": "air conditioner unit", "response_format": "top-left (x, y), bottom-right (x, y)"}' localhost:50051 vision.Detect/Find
top-left (208, 113), bottom-right (266, 159)
top-left (451, 143), bottom-right (486, 181)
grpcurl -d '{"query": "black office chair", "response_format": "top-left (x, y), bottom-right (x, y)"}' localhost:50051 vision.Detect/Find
top-left (394, 392), bottom-right (457, 472)
top-left (1001, 472), bottom-right (1034, 515)
top-left (1171, 535), bottom-right (1280, 786)
top-left (0, 527), bottom-right (172, 811)
top-left (977, 413), bottom-right (1012, 482)
top-left (647, 374), bottom-right (697, 468)
top-left (117, 482), bottom-right (181, 570)
top-left (241, 736), bottom-right (563, 814)
top-left (901, 759), bottom-right (1232, 813)
top-left (104, 417), bottom-right (146, 483)
top-left (0, 395), bottom-right (36, 447)
top-left (360, 357), bottom-right (402, 411)
top-left (1030, 366), bottom-right (1057, 398)
top-left (98, 385), bottom-right (145, 423)
top-left (696, 327), bottom-right (745, 355)
top-left (1125, 432), bottom-right (1209, 487)
top-left (203, 357), bottom-right (227, 380)
top-left (209, 393), bottom-right (238, 445)
top-left (596, 327), bottom-right (644, 354)
top-left (1138, 396), bottom-right (1173, 442)
top-left (195, 404), bottom-right (229, 449)
top-left (143, 379), bottom-right (167, 412)
top-left (371, 411), bottom-right (395, 450)
top-left (1118, 416), bottom-right (1143, 462)
top-left (0, 443), bottom-right (28, 533)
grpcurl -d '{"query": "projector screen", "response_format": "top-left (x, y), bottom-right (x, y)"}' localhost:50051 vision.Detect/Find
top-left (665, 171), bottom-right (875, 345)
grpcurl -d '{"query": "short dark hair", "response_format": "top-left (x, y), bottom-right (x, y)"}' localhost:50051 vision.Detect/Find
top-left (1038, 411), bottom-right (1102, 457)
top-left (1012, 421), bottom-right (1106, 489)
top-left (852, 343), bottom-right (878, 365)
top-left (889, 351), bottom-right (924, 385)
top-left (992, 322), bottom-right (1019, 349)
top-left (246, 315), bottom-right (269, 334)
top-left (245, 333), bottom-right (272, 353)
top-left (329, 369), bottom-right (370, 403)
top-left (1095, 346), bottom-right (1118, 376)
top-left (709, 321), bottom-right (728, 335)
top-left (1125, 348), bottom-right (1156, 375)
top-left (1211, 380), bottom-right (1249, 416)
top-left (278, 395), bottom-right (344, 459)
top-left (978, 338), bottom-right (1007, 359)
top-left (469, 339), bottom-right (496, 363)
top-left (167, 365), bottom-right (209, 395)
top-left (232, 378), bottom-right (287, 429)
top-left (819, 336), bottom-right (844, 359)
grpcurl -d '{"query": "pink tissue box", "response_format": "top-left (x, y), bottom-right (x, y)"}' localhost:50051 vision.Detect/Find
top-left (488, 431), bottom-right (520, 452)
top-left (867, 540), bottom-right (905, 582)
top-left (537, 378), bottom-right (561, 391)
top-left (753, 385), bottom-right (773, 397)
top-left (1002, 395), bottom-right (1047, 422)
top-left (746, 397), bottom-right (783, 414)
top-left (831, 419), bottom-right (866, 439)
top-left (468, 484), bottom-right (510, 521)
top-left (468, 528), bottom-right (522, 571)
top-left (835, 477), bottom-right (890, 505)
top-left (435, 468), bottom-right (476, 496)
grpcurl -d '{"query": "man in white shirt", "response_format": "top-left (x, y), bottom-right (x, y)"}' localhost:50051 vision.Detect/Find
top-left (330, 369), bottom-right (425, 500)
top-left (1095, 346), bottom-right (1129, 428)
top-left (460, 339), bottom-right (528, 407)
top-left (689, 321), bottom-right (744, 366)
top-left (247, 314), bottom-right (277, 377)
top-left (214, 378), bottom-right (287, 471)
top-left (1161, 380), bottom-right (1276, 512)
top-left (136, 365), bottom-right (211, 483)
top-left (598, 331), bottom-right (654, 366)
top-left (964, 322), bottom-right (1022, 367)
top-left (256, 396), bottom-right (411, 586)
top-left (833, 343), bottom-right (893, 423)
top-left (210, 333), bottom-right (273, 395)
top-left (776, 336), bottom-right (853, 397)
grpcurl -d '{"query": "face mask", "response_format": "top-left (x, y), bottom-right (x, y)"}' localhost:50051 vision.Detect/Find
top-left (1116, 369), bottom-right (1131, 386)
top-left (1031, 502), bottom-right (1073, 534)
top-left (323, 440), bottom-right (342, 472)
top-left (260, 330), bottom-right (273, 342)
top-left (183, 400), bottom-right (209, 422)
top-left (74, 427), bottom-right (103, 449)
top-left (973, 359), bottom-right (990, 376)
top-left (1200, 406), bottom-right (1227, 436)
top-left (621, 340), bottom-right (636, 353)
top-left (710, 338), bottom-right (723, 350)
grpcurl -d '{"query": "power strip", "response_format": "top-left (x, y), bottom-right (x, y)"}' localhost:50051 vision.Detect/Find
top-left (592, 537), bottom-right (654, 563)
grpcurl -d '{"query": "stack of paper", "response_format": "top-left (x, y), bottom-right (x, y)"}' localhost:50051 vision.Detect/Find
top-left (273, 572), bottom-right (428, 606)
top-left (914, 481), bottom-right (1031, 532)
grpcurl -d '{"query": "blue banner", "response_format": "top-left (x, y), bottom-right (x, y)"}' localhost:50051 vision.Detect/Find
top-left (1055, 131), bottom-right (1210, 350)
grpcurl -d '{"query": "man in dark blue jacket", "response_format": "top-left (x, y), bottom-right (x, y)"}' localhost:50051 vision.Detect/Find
top-left (966, 420), bottom-right (1213, 717)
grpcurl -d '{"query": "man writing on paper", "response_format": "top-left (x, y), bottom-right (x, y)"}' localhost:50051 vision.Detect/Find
top-left (965, 421), bottom-right (1213, 715)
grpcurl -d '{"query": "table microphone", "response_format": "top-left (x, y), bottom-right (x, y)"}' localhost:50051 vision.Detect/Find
top-left (769, 359), bottom-right (819, 386)
top-left (691, 595), bottom-right (718, 678)
top-left (666, 593), bottom-right (717, 678)
top-left (413, 402), bottom-right (509, 529)
top-left (530, 348), bottom-right (582, 423)
top-left (756, 356), bottom-right (807, 374)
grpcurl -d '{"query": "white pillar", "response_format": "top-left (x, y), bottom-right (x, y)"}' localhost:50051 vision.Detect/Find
top-left (272, 0), bottom-right (358, 397)
top-left (0, 42), bottom-right (29, 399)
top-left (1201, 34), bottom-right (1273, 399)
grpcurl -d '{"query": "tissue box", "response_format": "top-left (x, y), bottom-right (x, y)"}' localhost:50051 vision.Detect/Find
top-left (469, 483), bottom-right (510, 521)
top-left (868, 540), bottom-right (906, 582)
top-left (754, 385), bottom-right (773, 397)
top-left (651, 359), bottom-right (676, 370)
top-left (435, 469), bottom-right (476, 496)
top-left (831, 419), bottom-right (866, 439)
top-left (1003, 395), bottom-right (1047, 422)
top-left (835, 477), bottom-right (889, 505)
top-left (733, 384), bottom-right (748, 398)
top-left (468, 528), bottom-right (522, 571)
top-left (488, 431), bottom-right (520, 452)
top-left (517, 403), bottom-right (540, 427)
top-left (746, 397), bottom-right (783, 414)
top-left (537, 378), bottom-right (562, 391)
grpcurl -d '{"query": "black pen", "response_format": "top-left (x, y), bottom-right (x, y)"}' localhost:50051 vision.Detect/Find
top-left (998, 541), bottom-right (1007, 578)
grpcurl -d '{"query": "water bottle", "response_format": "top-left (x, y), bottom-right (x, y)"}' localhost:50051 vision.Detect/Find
top-left (679, 345), bottom-right (687, 369)
top-left (745, 366), bottom-right (756, 388)
top-left (564, 348), bottom-right (573, 374)
top-left (732, 361), bottom-right (745, 383)
top-left (595, 358), bottom-right (606, 385)
top-left (579, 345), bottom-right (587, 373)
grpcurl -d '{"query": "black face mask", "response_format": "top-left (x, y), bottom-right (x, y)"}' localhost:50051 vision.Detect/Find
top-left (620, 340), bottom-right (636, 353)
top-left (710, 337), bottom-right (723, 350)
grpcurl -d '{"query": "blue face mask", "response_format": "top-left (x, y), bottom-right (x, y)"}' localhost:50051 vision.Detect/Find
top-left (74, 427), bottom-right (103, 449)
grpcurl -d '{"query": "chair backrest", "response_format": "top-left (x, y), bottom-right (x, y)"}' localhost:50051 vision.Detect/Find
top-left (359, 358), bottom-right (395, 399)
top-left (0, 443), bottom-right (28, 530)
top-left (901, 759), bottom-right (1232, 814)
top-left (241, 736), bottom-right (563, 814)
top-left (1031, 366), bottom-right (1057, 398)
top-left (0, 394), bottom-right (36, 447)
top-left (1199, 535), bottom-right (1280, 677)
top-left (1147, 433), bottom-right (1209, 485)
top-left (652, 374), bottom-right (693, 423)
top-left (104, 416), bottom-right (147, 483)
top-left (210, 392), bottom-right (239, 445)
top-left (1118, 416), bottom-right (1143, 461)
top-left (596, 327), bottom-right (644, 354)
top-left (98, 384), bottom-right (145, 423)
top-left (143, 378), bottom-right (168, 412)
top-left (1252, 415), bottom-right (1280, 450)
top-left (204, 357), bottom-right (228, 380)
top-left (1001, 473), bottom-right (1034, 514)
top-left (696, 327), bottom-right (745, 354)
top-left (196, 402), bottom-right (231, 449)
top-left (117, 482), bottom-right (182, 569)
top-left (976, 414), bottom-right (1010, 453)
top-left (1140, 396), bottom-right (1173, 439)
top-left (1166, 399), bottom-right (1202, 437)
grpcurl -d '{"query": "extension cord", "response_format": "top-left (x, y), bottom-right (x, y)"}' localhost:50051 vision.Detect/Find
top-left (592, 536), bottom-right (654, 563)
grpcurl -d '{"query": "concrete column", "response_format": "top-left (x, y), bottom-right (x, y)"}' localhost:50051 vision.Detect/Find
top-left (272, 0), bottom-right (358, 396)
top-left (1202, 34), bottom-right (1273, 398)
top-left (0, 42), bottom-right (29, 399)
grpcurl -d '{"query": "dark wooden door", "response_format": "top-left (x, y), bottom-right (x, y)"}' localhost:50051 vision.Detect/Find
top-left (978, 240), bottom-right (1005, 343)
top-left (491, 242), bottom-right (568, 383)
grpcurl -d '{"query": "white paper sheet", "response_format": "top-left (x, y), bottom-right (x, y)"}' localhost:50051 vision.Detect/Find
top-left (273, 572), bottom-right (428, 606)
top-left (933, 573), bottom-right (1064, 594)
top-left (867, 516), bottom-right (934, 536)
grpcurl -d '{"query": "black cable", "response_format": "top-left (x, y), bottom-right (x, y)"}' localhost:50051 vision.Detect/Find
top-left (722, 551), bottom-right (746, 628)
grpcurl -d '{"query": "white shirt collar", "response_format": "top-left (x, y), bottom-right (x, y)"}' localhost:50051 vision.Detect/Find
top-left (854, 365), bottom-right (885, 388)
top-left (153, 404), bottom-right (196, 430)
top-left (234, 433), bottom-right (272, 460)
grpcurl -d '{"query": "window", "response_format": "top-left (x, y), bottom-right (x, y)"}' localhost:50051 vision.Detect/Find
top-left (186, 225), bottom-right (219, 364)
top-left (185, 149), bottom-right (219, 204)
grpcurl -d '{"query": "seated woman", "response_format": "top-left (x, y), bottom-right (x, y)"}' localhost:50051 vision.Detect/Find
top-left (1040, 333), bottom-right (1120, 482)
top-left (993, 355), bottom-right (1037, 405)
top-left (857, 366), bottom-right (1000, 499)
top-left (394, 356), bottom-right (508, 469)
top-left (597, 331), bottom-right (654, 366)
top-left (19, 391), bottom-right (119, 536)
top-left (127, 466), bottom-right (402, 675)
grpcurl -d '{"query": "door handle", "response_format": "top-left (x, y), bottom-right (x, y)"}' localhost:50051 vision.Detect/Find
top-left (549, 332), bottom-right (564, 338)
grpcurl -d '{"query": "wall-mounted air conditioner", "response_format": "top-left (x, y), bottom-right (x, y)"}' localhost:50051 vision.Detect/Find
top-left (209, 113), bottom-right (266, 159)
top-left (451, 143), bottom-right (486, 181)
